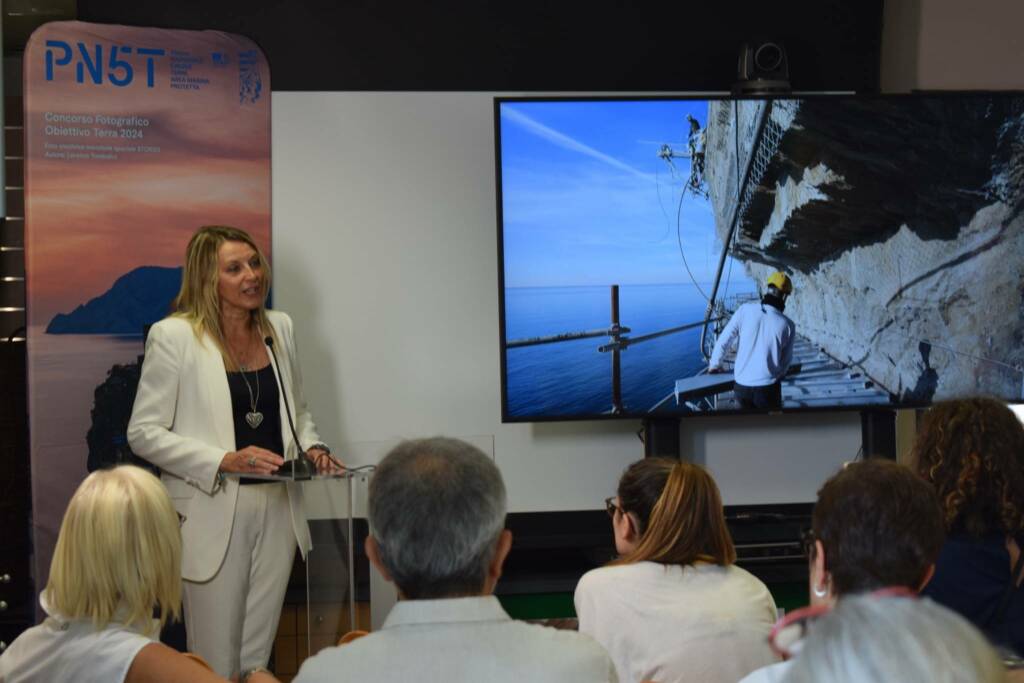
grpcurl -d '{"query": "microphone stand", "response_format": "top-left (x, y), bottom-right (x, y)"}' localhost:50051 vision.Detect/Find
top-left (265, 336), bottom-right (317, 481)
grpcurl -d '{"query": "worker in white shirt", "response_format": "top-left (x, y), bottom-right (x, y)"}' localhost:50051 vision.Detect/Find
top-left (708, 271), bottom-right (795, 411)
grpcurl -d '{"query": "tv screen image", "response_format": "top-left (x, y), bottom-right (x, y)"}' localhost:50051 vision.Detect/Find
top-left (495, 95), bottom-right (1024, 421)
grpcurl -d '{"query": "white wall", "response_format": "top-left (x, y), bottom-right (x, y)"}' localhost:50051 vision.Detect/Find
top-left (881, 0), bottom-right (1024, 91)
top-left (271, 92), bottom-right (859, 512)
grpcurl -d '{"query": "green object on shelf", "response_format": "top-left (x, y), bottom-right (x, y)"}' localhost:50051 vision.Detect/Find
top-left (498, 593), bottom-right (577, 620)
top-left (499, 580), bottom-right (808, 622)
top-left (769, 581), bottom-right (809, 613)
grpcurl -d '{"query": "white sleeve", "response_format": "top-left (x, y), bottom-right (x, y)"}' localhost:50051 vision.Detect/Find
top-left (739, 661), bottom-right (791, 683)
top-left (127, 322), bottom-right (225, 494)
top-left (573, 572), bottom-right (597, 635)
top-left (574, 571), bottom-right (622, 683)
top-left (779, 320), bottom-right (795, 376)
top-left (709, 308), bottom-right (742, 368)
top-left (606, 656), bottom-right (620, 683)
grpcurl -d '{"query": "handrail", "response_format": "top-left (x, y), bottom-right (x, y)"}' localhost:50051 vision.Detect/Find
top-left (506, 327), bottom-right (626, 349)
top-left (506, 315), bottom-right (719, 353)
top-left (505, 285), bottom-right (722, 413)
top-left (598, 317), bottom-right (723, 352)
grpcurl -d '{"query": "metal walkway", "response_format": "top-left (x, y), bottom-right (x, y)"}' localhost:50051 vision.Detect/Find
top-left (650, 331), bottom-right (893, 413)
top-left (779, 334), bottom-right (892, 408)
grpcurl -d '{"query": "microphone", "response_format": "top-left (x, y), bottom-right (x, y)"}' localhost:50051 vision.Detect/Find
top-left (265, 335), bottom-right (316, 481)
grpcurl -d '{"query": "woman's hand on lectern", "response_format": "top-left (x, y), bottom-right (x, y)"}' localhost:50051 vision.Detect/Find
top-left (220, 446), bottom-right (284, 475)
top-left (308, 447), bottom-right (344, 475)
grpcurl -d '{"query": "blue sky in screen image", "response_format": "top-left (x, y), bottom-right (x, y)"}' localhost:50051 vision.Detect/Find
top-left (500, 99), bottom-right (750, 290)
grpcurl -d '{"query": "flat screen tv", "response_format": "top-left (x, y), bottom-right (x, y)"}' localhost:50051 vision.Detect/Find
top-left (495, 94), bottom-right (1024, 421)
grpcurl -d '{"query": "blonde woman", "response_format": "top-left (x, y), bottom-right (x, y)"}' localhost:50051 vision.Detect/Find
top-left (128, 225), bottom-right (335, 679)
top-left (575, 459), bottom-right (778, 683)
top-left (0, 466), bottom-right (278, 683)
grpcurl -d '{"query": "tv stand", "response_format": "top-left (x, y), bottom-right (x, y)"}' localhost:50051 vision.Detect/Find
top-left (641, 417), bottom-right (681, 458)
top-left (860, 408), bottom-right (896, 459)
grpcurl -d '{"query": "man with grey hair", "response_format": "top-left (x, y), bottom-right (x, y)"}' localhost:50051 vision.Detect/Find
top-left (295, 437), bottom-right (617, 682)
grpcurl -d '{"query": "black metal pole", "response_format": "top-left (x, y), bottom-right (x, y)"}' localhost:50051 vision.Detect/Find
top-left (861, 408), bottom-right (897, 459)
top-left (611, 285), bottom-right (622, 413)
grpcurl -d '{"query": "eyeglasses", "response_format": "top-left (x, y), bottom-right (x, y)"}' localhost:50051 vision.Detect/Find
top-left (801, 528), bottom-right (817, 557)
top-left (768, 586), bottom-right (917, 658)
top-left (604, 496), bottom-right (621, 518)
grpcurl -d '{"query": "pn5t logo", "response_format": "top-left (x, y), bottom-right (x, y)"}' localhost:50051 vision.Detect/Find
top-left (45, 41), bottom-right (166, 87)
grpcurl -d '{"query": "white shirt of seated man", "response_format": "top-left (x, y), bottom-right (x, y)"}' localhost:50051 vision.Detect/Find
top-left (294, 437), bottom-right (618, 683)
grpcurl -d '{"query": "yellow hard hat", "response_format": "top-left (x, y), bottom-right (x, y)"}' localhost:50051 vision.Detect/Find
top-left (766, 271), bottom-right (793, 295)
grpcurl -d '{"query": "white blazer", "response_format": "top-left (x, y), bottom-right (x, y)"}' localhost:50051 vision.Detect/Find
top-left (127, 309), bottom-right (319, 582)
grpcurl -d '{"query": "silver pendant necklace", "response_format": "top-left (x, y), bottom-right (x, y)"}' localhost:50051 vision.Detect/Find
top-left (229, 330), bottom-right (263, 429)
top-left (240, 366), bottom-right (263, 429)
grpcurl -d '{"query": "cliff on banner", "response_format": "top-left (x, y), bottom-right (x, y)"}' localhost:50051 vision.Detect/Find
top-left (46, 266), bottom-right (182, 335)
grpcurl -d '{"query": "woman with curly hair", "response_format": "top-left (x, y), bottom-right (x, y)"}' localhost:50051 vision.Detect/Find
top-left (911, 396), bottom-right (1024, 654)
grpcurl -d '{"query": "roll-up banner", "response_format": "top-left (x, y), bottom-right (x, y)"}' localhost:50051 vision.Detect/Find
top-left (24, 21), bottom-right (272, 596)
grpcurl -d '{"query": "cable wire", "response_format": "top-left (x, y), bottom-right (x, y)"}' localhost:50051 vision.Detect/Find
top-left (675, 187), bottom-right (710, 302)
top-left (653, 164), bottom-right (673, 243)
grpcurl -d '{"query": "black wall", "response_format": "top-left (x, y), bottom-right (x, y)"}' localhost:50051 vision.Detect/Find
top-left (77, 0), bottom-right (884, 92)
top-left (0, 341), bottom-right (31, 645)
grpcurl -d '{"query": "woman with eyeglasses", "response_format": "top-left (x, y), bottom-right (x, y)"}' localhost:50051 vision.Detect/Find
top-left (739, 458), bottom-right (946, 683)
top-left (0, 466), bottom-right (278, 683)
top-left (574, 459), bottom-right (778, 683)
top-left (911, 397), bottom-right (1024, 656)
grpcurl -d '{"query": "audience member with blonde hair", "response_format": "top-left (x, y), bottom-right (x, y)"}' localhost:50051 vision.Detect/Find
top-left (912, 397), bottom-right (1024, 654)
top-left (575, 458), bottom-right (778, 683)
top-left (782, 593), bottom-right (1005, 683)
top-left (0, 466), bottom-right (277, 683)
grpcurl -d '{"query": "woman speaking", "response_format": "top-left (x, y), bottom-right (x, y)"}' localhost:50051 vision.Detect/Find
top-left (128, 225), bottom-right (334, 679)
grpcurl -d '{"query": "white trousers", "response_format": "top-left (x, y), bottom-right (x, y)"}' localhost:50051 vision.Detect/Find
top-left (183, 483), bottom-right (297, 678)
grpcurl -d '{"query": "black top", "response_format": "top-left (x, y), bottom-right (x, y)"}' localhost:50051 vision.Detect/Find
top-left (922, 532), bottom-right (1024, 654)
top-left (226, 363), bottom-right (284, 460)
